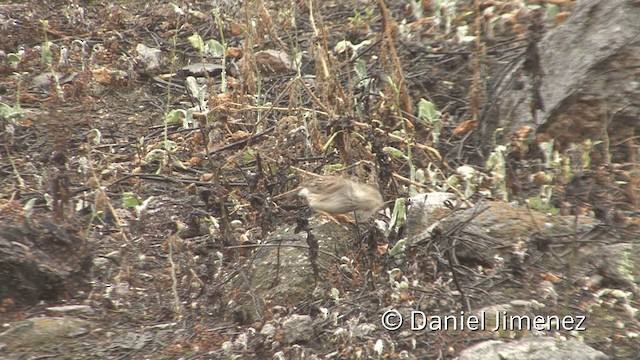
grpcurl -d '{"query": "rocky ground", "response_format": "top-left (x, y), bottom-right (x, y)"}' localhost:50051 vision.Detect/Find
top-left (1, 0), bottom-right (639, 359)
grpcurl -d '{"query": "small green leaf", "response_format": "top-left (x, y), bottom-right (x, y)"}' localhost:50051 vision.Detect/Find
top-left (169, 3), bottom-right (185, 15)
top-left (24, 198), bottom-right (37, 213)
top-left (43, 193), bottom-right (53, 208)
top-left (87, 129), bottom-right (102, 145)
top-left (389, 197), bottom-right (406, 232)
top-left (389, 239), bottom-right (406, 257)
top-left (321, 163), bottom-right (344, 174)
top-left (165, 109), bottom-right (187, 125)
top-left (241, 149), bottom-right (256, 163)
top-left (163, 140), bottom-right (177, 151)
top-left (330, 287), bottom-right (341, 302)
top-left (383, 146), bottom-right (406, 159)
top-left (188, 33), bottom-right (205, 52)
top-left (388, 268), bottom-right (402, 283)
top-left (351, 39), bottom-right (372, 54)
top-left (145, 149), bottom-right (166, 162)
top-left (7, 53), bottom-right (20, 68)
top-left (123, 192), bottom-right (142, 208)
top-left (334, 40), bottom-right (352, 54)
top-left (293, 51), bottom-right (303, 72)
top-left (457, 165), bottom-right (476, 180)
top-left (205, 39), bottom-right (225, 58)
top-left (545, 4), bottom-right (559, 22)
top-left (354, 59), bottom-right (367, 80)
top-left (415, 168), bottom-right (426, 184)
top-left (417, 98), bottom-right (439, 124)
top-left (185, 76), bottom-right (207, 107)
top-left (41, 44), bottom-right (53, 66)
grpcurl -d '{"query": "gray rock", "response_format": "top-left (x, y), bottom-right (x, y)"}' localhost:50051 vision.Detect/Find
top-left (282, 314), bottom-right (313, 344)
top-left (456, 338), bottom-right (608, 360)
top-left (0, 317), bottom-right (90, 351)
top-left (45, 305), bottom-right (95, 316)
top-left (135, 43), bottom-right (162, 73)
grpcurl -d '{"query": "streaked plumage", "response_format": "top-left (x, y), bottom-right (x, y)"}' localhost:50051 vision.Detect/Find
top-left (297, 176), bottom-right (383, 214)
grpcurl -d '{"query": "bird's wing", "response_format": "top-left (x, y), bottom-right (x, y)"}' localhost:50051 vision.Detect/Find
top-left (310, 176), bottom-right (351, 195)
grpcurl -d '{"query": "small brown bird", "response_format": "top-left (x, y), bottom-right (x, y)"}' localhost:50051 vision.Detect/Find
top-left (297, 176), bottom-right (384, 217)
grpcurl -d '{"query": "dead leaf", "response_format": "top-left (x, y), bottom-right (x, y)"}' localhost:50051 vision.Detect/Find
top-left (452, 119), bottom-right (476, 136)
top-left (253, 49), bottom-right (294, 75)
top-left (377, 244), bottom-right (389, 255)
top-left (227, 47), bottom-right (243, 59)
top-left (540, 272), bottom-right (563, 283)
top-left (200, 173), bottom-right (215, 182)
top-left (227, 130), bottom-right (249, 142)
top-left (187, 156), bottom-right (202, 167)
top-left (185, 183), bottom-right (197, 195)
top-left (92, 67), bottom-right (112, 85)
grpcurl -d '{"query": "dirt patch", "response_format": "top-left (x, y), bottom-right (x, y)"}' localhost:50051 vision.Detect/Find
top-left (1, 0), bottom-right (637, 359)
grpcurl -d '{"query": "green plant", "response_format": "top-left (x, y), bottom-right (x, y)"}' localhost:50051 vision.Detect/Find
top-left (40, 20), bottom-right (64, 100)
top-left (485, 144), bottom-right (508, 201)
top-left (347, 7), bottom-right (375, 27)
top-left (417, 98), bottom-right (442, 144)
top-left (0, 99), bottom-right (25, 133)
top-left (1, 74), bottom-right (26, 148)
top-left (122, 192), bottom-right (154, 220)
